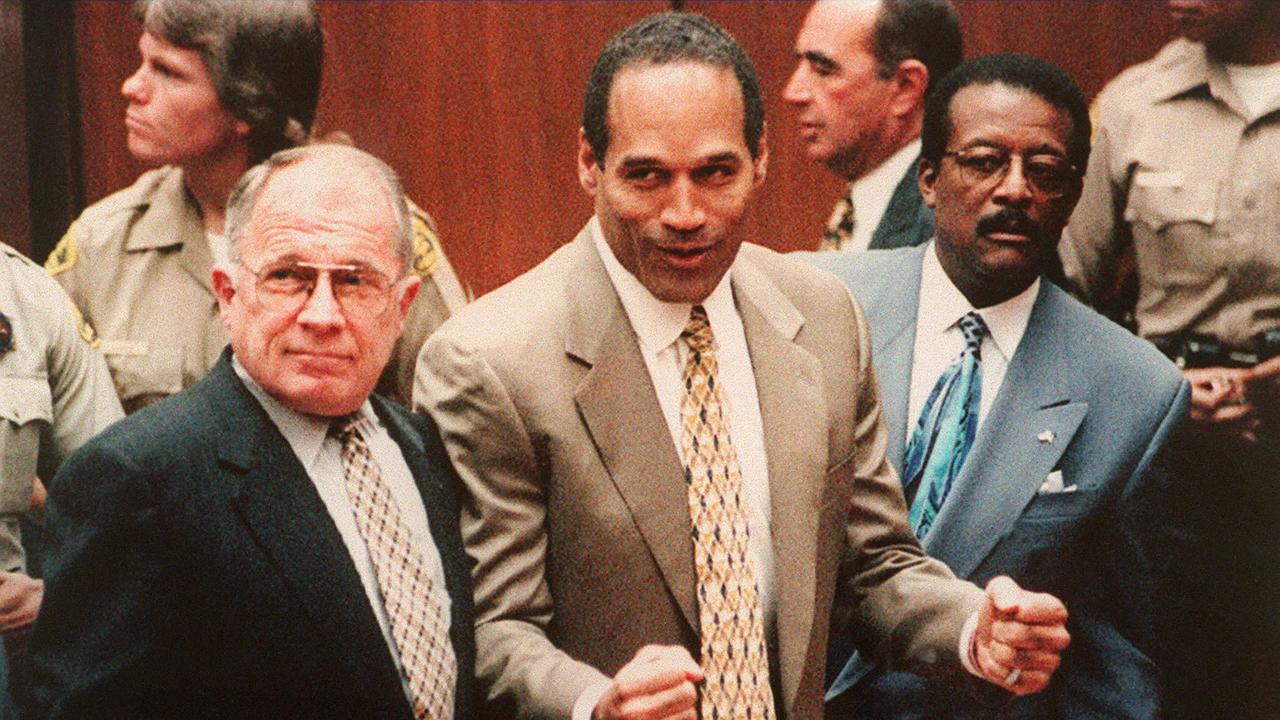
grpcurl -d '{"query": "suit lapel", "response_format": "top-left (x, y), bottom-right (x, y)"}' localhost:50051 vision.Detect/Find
top-left (373, 397), bottom-right (474, 717)
top-left (922, 284), bottom-right (1088, 577)
top-left (868, 161), bottom-right (926, 251)
top-left (865, 248), bottom-right (925, 472)
top-left (215, 361), bottom-right (407, 712)
top-left (733, 256), bottom-right (827, 713)
top-left (567, 233), bottom-right (700, 634)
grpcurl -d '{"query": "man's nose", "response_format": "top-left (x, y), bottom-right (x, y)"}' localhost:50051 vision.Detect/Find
top-left (993, 157), bottom-right (1033, 205)
top-left (660, 178), bottom-right (707, 232)
top-left (782, 64), bottom-right (810, 105)
top-left (121, 65), bottom-right (147, 102)
top-left (296, 274), bottom-right (346, 328)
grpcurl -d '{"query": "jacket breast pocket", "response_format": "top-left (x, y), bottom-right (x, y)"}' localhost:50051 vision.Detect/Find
top-left (0, 376), bottom-right (52, 513)
top-left (1016, 486), bottom-right (1097, 527)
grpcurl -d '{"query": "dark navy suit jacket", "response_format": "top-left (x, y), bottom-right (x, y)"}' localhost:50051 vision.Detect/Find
top-left (803, 245), bottom-right (1190, 719)
top-left (866, 161), bottom-right (934, 251)
top-left (28, 353), bottom-right (476, 720)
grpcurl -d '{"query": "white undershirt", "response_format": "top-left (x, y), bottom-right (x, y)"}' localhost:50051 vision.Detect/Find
top-left (232, 357), bottom-right (450, 707)
top-left (841, 139), bottom-right (922, 253)
top-left (907, 241), bottom-right (1039, 442)
top-left (573, 217), bottom-right (776, 719)
top-left (1223, 60), bottom-right (1280, 120)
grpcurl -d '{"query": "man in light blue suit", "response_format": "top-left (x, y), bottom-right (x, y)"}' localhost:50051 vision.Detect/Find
top-left (802, 54), bottom-right (1190, 719)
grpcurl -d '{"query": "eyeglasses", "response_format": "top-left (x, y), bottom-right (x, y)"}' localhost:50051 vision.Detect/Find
top-left (941, 147), bottom-right (1078, 199)
top-left (240, 260), bottom-right (402, 316)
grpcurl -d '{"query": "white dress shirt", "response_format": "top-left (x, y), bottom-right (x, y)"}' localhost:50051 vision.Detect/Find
top-left (906, 242), bottom-right (1039, 675)
top-left (232, 358), bottom-right (451, 705)
top-left (840, 139), bottom-right (922, 253)
top-left (573, 218), bottom-right (777, 719)
top-left (907, 242), bottom-right (1039, 443)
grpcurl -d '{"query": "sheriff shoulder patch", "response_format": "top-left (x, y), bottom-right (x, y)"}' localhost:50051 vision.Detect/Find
top-left (45, 221), bottom-right (80, 276)
top-left (411, 214), bottom-right (440, 278)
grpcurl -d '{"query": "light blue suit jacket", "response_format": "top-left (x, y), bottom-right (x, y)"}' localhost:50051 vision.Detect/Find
top-left (800, 244), bottom-right (1190, 719)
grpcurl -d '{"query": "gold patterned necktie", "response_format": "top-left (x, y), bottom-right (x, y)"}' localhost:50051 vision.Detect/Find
top-left (679, 306), bottom-right (775, 720)
top-left (820, 191), bottom-right (855, 251)
top-left (331, 413), bottom-right (456, 720)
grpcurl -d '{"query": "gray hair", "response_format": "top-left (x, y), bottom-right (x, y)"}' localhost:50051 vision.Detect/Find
top-left (225, 144), bottom-right (414, 273)
top-left (136, 0), bottom-right (323, 162)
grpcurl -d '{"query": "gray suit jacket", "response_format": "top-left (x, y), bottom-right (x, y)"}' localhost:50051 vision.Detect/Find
top-left (802, 244), bottom-right (1189, 719)
top-left (866, 160), bottom-right (933, 251)
top-left (416, 226), bottom-right (985, 719)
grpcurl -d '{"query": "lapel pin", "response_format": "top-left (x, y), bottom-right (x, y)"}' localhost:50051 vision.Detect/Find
top-left (1037, 429), bottom-right (1055, 444)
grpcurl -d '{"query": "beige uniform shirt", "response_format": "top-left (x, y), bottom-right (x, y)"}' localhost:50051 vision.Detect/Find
top-left (1060, 39), bottom-right (1280, 347)
top-left (0, 243), bottom-right (122, 571)
top-left (47, 166), bottom-right (468, 412)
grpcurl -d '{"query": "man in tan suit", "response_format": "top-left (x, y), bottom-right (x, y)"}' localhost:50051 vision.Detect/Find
top-left (415, 13), bottom-right (1069, 720)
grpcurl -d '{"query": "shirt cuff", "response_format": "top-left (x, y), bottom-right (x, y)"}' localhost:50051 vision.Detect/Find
top-left (958, 609), bottom-right (983, 677)
top-left (572, 677), bottom-right (613, 720)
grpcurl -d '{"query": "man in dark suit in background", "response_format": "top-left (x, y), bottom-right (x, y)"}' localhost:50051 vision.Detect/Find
top-left (28, 144), bottom-right (474, 720)
top-left (804, 54), bottom-right (1189, 718)
top-left (784, 0), bottom-right (962, 252)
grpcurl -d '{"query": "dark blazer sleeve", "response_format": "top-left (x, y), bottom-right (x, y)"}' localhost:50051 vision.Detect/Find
top-left (28, 441), bottom-right (176, 720)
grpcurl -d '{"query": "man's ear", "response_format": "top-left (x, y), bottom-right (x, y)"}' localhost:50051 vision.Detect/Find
top-left (917, 157), bottom-right (939, 209)
top-left (889, 59), bottom-right (929, 119)
top-left (577, 128), bottom-right (601, 196)
top-left (211, 265), bottom-right (237, 310)
top-left (396, 275), bottom-right (422, 320)
top-left (751, 123), bottom-right (769, 189)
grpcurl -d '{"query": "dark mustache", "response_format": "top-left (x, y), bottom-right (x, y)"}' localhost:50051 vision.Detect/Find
top-left (976, 207), bottom-right (1040, 238)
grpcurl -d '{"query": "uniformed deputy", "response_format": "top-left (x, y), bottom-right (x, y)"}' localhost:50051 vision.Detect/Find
top-left (1058, 2), bottom-right (1280, 718)
top-left (47, 0), bottom-right (466, 413)
top-left (0, 241), bottom-right (122, 650)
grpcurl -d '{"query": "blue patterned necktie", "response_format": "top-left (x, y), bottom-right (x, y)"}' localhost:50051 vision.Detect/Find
top-left (901, 311), bottom-right (988, 539)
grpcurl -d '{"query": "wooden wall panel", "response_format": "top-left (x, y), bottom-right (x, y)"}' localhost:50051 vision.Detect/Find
top-left (68, 1), bottom-right (1179, 295)
top-left (954, 0), bottom-right (1176, 99)
top-left (315, 1), bottom-right (664, 296)
top-left (0, 0), bottom-right (30, 255)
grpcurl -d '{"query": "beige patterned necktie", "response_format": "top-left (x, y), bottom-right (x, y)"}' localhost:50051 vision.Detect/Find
top-left (820, 191), bottom-right (855, 251)
top-left (332, 413), bottom-right (456, 720)
top-left (679, 306), bottom-right (775, 720)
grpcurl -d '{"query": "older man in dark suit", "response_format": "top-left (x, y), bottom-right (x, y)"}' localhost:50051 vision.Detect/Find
top-left (28, 144), bottom-right (474, 720)
top-left (784, 0), bottom-right (962, 252)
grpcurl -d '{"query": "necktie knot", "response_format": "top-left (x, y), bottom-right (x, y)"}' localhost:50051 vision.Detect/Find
top-left (821, 192), bottom-right (855, 251)
top-left (328, 412), bottom-right (367, 442)
top-left (681, 305), bottom-right (716, 355)
top-left (958, 311), bottom-right (988, 353)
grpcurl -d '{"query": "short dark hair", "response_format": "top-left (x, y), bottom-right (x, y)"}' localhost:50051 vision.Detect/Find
top-left (582, 12), bottom-right (765, 161)
top-left (872, 0), bottom-right (963, 93)
top-left (921, 53), bottom-right (1091, 171)
top-left (136, 0), bottom-right (324, 163)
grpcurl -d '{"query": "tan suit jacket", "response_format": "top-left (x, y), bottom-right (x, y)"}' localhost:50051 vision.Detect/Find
top-left (415, 225), bottom-right (982, 719)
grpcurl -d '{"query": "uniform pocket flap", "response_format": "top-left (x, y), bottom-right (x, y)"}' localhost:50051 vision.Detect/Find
top-left (1124, 177), bottom-right (1216, 230)
top-left (0, 376), bottom-right (53, 426)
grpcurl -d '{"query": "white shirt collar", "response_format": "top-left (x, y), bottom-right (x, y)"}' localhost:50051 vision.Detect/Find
top-left (920, 240), bottom-right (1039, 362)
top-left (849, 139), bottom-right (921, 229)
top-left (589, 216), bottom-right (738, 356)
top-left (231, 355), bottom-right (376, 472)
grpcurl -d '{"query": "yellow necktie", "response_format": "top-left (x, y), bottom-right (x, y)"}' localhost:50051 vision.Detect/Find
top-left (820, 192), bottom-right (855, 251)
top-left (680, 306), bottom-right (775, 720)
top-left (332, 414), bottom-right (456, 720)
